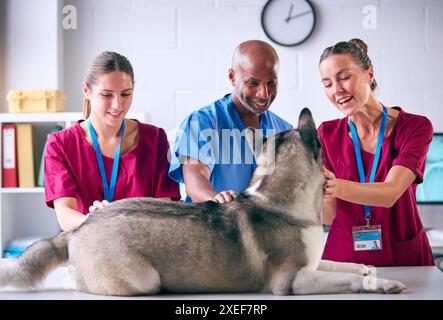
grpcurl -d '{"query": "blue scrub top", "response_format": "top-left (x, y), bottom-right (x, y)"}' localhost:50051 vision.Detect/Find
top-left (169, 94), bottom-right (293, 202)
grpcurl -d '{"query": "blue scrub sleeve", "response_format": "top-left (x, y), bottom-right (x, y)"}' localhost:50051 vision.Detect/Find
top-left (169, 113), bottom-right (217, 184)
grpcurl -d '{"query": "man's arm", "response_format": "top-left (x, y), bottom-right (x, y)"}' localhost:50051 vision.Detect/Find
top-left (182, 157), bottom-right (236, 203)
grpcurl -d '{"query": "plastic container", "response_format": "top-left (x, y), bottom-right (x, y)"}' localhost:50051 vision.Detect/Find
top-left (2, 236), bottom-right (42, 258)
top-left (7, 89), bottom-right (66, 113)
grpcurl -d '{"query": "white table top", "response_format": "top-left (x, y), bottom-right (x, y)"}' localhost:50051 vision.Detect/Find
top-left (0, 265), bottom-right (441, 300)
top-left (428, 229), bottom-right (443, 255)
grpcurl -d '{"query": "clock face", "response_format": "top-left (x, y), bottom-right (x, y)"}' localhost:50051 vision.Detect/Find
top-left (261, 0), bottom-right (316, 47)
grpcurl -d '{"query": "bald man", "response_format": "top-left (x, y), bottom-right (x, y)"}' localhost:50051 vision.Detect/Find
top-left (169, 40), bottom-right (292, 203)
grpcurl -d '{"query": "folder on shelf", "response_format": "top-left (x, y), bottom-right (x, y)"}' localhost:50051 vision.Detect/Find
top-left (37, 125), bottom-right (63, 187)
top-left (16, 123), bottom-right (35, 188)
top-left (2, 124), bottom-right (18, 187)
top-left (37, 146), bottom-right (45, 188)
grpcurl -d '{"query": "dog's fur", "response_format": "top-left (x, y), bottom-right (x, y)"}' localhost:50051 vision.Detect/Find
top-left (0, 108), bottom-right (406, 296)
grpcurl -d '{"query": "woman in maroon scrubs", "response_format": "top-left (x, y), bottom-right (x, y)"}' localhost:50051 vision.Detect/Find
top-left (44, 51), bottom-right (180, 231)
top-left (318, 39), bottom-right (434, 266)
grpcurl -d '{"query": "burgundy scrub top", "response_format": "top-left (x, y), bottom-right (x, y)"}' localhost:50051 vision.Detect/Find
top-left (44, 120), bottom-right (181, 214)
top-left (319, 107), bottom-right (434, 266)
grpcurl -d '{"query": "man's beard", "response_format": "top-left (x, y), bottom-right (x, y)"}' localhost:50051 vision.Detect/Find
top-left (239, 95), bottom-right (273, 114)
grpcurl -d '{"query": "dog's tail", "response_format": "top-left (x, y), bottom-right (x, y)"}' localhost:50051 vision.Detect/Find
top-left (0, 231), bottom-right (69, 289)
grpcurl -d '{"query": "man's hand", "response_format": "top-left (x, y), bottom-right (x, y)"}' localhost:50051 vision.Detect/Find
top-left (212, 190), bottom-right (238, 203)
top-left (88, 200), bottom-right (110, 214)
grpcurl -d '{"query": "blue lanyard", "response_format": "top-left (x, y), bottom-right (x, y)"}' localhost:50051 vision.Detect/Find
top-left (349, 105), bottom-right (387, 223)
top-left (87, 119), bottom-right (125, 202)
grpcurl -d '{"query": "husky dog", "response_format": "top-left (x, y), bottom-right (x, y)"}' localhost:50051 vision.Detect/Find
top-left (0, 108), bottom-right (405, 296)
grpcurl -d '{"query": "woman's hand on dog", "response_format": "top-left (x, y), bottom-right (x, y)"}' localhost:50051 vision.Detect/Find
top-left (323, 167), bottom-right (337, 198)
top-left (88, 200), bottom-right (110, 214)
top-left (212, 190), bottom-right (237, 203)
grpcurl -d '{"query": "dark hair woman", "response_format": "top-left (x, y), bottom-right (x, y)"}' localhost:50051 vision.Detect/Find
top-left (44, 51), bottom-right (180, 231)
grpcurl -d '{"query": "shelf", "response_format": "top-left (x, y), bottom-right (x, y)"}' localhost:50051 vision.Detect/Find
top-left (0, 188), bottom-right (45, 194)
top-left (0, 112), bottom-right (147, 123)
top-left (0, 112), bottom-right (83, 123)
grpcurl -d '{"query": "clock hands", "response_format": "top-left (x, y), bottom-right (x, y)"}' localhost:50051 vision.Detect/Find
top-left (285, 4), bottom-right (294, 23)
top-left (285, 8), bottom-right (312, 23)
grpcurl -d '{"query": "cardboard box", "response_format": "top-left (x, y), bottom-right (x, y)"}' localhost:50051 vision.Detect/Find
top-left (7, 89), bottom-right (66, 113)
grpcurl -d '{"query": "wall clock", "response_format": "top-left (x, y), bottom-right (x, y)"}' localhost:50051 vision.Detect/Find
top-left (261, 0), bottom-right (316, 47)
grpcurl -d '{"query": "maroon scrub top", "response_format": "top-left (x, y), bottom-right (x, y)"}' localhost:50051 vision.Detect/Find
top-left (319, 107), bottom-right (434, 266)
top-left (44, 120), bottom-right (181, 214)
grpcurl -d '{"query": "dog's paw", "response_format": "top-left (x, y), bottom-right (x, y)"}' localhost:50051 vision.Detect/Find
top-left (353, 263), bottom-right (375, 276)
top-left (378, 279), bottom-right (407, 294)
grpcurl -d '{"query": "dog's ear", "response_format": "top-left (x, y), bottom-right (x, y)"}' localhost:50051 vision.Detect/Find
top-left (245, 127), bottom-right (267, 159)
top-left (298, 107), bottom-right (321, 161)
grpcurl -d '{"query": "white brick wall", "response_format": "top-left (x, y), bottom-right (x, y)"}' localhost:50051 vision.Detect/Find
top-left (1, 0), bottom-right (441, 129)
top-left (178, 6), bottom-right (262, 49)
top-left (426, 6), bottom-right (443, 49)
top-left (1, 0), bottom-right (442, 237)
top-left (3, 0), bottom-right (441, 130)
top-left (3, 0), bottom-right (63, 91)
top-left (60, 0), bottom-right (443, 132)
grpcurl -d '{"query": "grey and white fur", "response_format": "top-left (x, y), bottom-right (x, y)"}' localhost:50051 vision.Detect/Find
top-left (0, 108), bottom-right (406, 296)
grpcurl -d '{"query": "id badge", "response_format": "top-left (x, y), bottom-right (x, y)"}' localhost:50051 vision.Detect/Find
top-left (352, 225), bottom-right (382, 251)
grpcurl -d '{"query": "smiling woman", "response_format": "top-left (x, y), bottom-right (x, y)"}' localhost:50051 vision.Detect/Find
top-left (317, 39), bottom-right (434, 267)
top-left (44, 51), bottom-right (181, 232)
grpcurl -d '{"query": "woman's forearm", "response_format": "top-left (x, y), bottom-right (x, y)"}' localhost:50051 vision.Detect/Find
top-left (55, 207), bottom-right (88, 231)
top-left (336, 179), bottom-right (402, 208)
top-left (322, 196), bottom-right (337, 225)
top-left (54, 199), bottom-right (88, 231)
top-left (324, 165), bottom-right (416, 209)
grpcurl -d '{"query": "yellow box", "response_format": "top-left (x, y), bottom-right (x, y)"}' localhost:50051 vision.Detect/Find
top-left (6, 89), bottom-right (66, 113)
